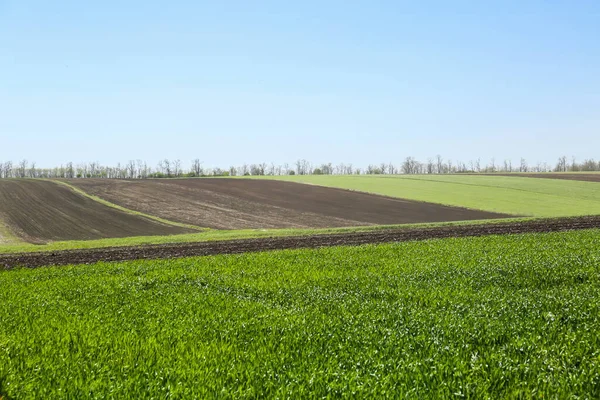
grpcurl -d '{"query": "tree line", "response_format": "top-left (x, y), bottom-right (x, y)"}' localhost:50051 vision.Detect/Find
top-left (0, 156), bottom-right (599, 179)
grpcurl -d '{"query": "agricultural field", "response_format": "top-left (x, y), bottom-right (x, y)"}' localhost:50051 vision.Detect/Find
top-left (0, 180), bottom-right (193, 244)
top-left (1, 215), bottom-right (598, 268)
top-left (66, 178), bottom-right (509, 229)
top-left (488, 172), bottom-right (600, 182)
top-left (1, 229), bottom-right (600, 398)
top-left (263, 174), bottom-right (600, 217)
top-left (1, 175), bottom-right (599, 397)
top-left (0, 174), bottom-right (600, 251)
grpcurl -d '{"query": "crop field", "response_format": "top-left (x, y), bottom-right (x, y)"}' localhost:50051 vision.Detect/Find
top-left (263, 174), bottom-right (600, 217)
top-left (1, 215), bottom-right (599, 268)
top-left (486, 173), bottom-right (600, 183)
top-left (1, 229), bottom-right (599, 398)
top-left (0, 180), bottom-right (193, 243)
top-left (66, 178), bottom-right (509, 229)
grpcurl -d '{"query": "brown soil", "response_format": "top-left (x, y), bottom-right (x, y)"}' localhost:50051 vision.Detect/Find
top-left (0, 180), bottom-right (193, 243)
top-left (1, 216), bottom-right (599, 269)
top-left (482, 173), bottom-right (600, 182)
top-left (67, 178), bottom-right (511, 229)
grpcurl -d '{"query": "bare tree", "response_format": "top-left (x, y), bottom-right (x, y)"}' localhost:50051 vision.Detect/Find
top-left (89, 161), bottom-right (99, 178)
top-left (489, 158), bottom-right (496, 173)
top-left (192, 159), bottom-right (203, 177)
top-left (555, 156), bottom-right (567, 172)
top-left (259, 162), bottom-right (268, 175)
top-left (163, 159), bottom-right (172, 177)
top-left (66, 162), bottom-right (74, 179)
top-left (402, 157), bottom-right (418, 174)
top-left (571, 156), bottom-right (578, 172)
top-left (173, 159), bottom-right (181, 177)
top-left (436, 155), bottom-right (443, 174)
top-left (519, 157), bottom-right (529, 172)
top-left (28, 161), bottom-right (36, 178)
top-left (379, 163), bottom-right (387, 175)
top-left (426, 158), bottom-right (434, 174)
top-left (17, 159), bottom-right (27, 178)
top-left (388, 163), bottom-right (396, 175)
top-left (296, 159), bottom-right (310, 175)
top-left (127, 160), bottom-right (136, 179)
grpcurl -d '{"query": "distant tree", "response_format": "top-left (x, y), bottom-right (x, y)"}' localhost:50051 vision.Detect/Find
top-left (402, 157), bottom-right (418, 174)
top-left (259, 163), bottom-right (268, 175)
top-left (173, 159), bottom-right (181, 177)
top-left (17, 159), bottom-right (27, 178)
top-left (388, 163), bottom-right (396, 175)
top-left (127, 160), bottom-right (136, 179)
top-left (191, 159), bottom-right (203, 177)
top-left (570, 156), bottom-right (578, 172)
top-left (436, 155), bottom-right (443, 174)
top-left (66, 162), bottom-right (74, 179)
top-left (555, 156), bottom-right (567, 172)
top-left (28, 161), bottom-right (36, 178)
top-left (519, 158), bottom-right (528, 172)
top-left (427, 158), bottom-right (434, 174)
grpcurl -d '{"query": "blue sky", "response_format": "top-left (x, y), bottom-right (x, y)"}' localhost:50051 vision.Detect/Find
top-left (1, 1), bottom-right (599, 169)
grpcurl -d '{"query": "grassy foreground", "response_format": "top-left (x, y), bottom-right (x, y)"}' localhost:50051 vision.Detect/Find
top-left (1, 229), bottom-right (600, 398)
top-left (259, 174), bottom-right (600, 217)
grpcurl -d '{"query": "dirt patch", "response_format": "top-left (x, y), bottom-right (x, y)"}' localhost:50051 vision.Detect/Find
top-left (0, 180), bottom-right (194, 243)
top-left (482, 173), bottom-right (600, 183)
top-left (67, 178), bottom-right (511, 230)
top-left (1, 216), bottom-right (599, 269)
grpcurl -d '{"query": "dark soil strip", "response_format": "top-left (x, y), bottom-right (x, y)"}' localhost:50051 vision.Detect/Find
top-left (2, 216), bottom-right (599, 269)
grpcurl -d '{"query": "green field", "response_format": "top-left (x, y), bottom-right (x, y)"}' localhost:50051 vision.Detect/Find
top-left (2, 229), bottom-right (599, 398)
top-left (260, 174), bottom-right (600, 217)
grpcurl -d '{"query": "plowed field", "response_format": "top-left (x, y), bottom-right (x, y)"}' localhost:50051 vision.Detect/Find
top-left (68, 178), bottom-right (510, 229)
top-left (0, 180), bottom-right (193, 243)
top-left (487, 173), bottom-right (600, 182)
top-left (2, 216), bottom-right (598, 269)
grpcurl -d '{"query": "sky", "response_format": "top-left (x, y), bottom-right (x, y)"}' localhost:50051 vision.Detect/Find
top-left (1, 1), bottom-right (599, 169)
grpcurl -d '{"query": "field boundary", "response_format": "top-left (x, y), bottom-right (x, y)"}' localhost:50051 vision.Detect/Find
top-left (0, 216), bottom-right (534, 254)
top-left (2, 216), bottom-right (599, 269)
top-left (259, 175), bottom-right (600, 217)
top-left (50, 180), bottom-right (206, 232)
top-left (262, 176), bottom-right (531, 215)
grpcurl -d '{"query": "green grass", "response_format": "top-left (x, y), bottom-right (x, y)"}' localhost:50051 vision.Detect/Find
top-left (1, 229), bottom-right (600, 398)
top-left (0, 216), bottom-right (532, 254)
top-left (253, 174), bottom-right (600, 217)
